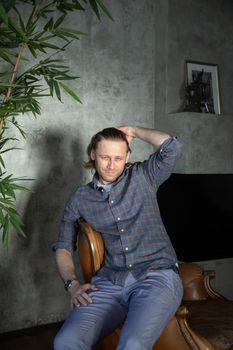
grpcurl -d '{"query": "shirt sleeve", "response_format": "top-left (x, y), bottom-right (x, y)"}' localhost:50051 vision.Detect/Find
top-left (50, 189), bottom-right (80, 254)
top-left (141, 136), bottom-right (183, 188)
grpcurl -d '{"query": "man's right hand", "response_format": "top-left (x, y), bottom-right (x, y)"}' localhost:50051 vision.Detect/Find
top-left (69, 281), bottom-right (98, 309)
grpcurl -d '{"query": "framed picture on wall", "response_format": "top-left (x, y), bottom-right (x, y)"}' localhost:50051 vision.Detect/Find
top-left (184, 60), bottom-right (221, 115)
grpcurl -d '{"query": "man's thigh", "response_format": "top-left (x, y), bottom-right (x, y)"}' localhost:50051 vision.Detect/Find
top-left (54, 276), bottom-right (127, 350)
top-left (117, 269), bottom-right (183, 350)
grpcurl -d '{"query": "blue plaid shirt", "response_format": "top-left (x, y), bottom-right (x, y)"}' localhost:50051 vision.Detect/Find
top-left (51, 136), bottom-right (182, 285)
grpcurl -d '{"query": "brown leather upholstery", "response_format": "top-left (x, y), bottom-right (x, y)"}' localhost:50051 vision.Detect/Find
top-left (184, 300), bottom-right (233, 350)
top-left (179, 262), bottom-right (226, 301)
top-left (78, 221), bottom-right (233, 350)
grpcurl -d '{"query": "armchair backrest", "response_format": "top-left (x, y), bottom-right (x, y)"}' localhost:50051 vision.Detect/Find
top-left (78, 221), bottom-right (104, 282)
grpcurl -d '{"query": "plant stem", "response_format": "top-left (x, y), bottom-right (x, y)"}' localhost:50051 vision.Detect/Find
top-left (5, 43), bottom-right (27, 103)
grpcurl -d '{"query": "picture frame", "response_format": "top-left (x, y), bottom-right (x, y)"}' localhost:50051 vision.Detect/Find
top-left (184, 60), bottom-right (221, 115)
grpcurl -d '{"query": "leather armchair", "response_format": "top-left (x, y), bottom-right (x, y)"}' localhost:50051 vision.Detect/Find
top-left (78, 221), bottom-right (233, 350)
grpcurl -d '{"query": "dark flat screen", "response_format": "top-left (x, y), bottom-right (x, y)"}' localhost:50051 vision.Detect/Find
top-left (157, 174), bottom-right (233, 261)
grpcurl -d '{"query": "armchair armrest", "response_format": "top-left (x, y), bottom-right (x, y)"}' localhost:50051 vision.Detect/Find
top-left (203, 270), bottom-right (226, 300)
top-left (175, 306), bottom-right (215, 350)
top-left (179, 262), bottom-right (226, 301)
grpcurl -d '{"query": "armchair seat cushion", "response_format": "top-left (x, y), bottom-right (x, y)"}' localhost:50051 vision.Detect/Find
top-left (184, 300), bottom-right (233, 350)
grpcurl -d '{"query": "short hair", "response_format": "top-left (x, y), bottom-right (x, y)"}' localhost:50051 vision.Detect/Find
top-left (83, 127), bottom-right (131, 169)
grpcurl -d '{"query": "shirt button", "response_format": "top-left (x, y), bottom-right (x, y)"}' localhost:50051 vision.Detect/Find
top-left (121, 228), bottom-right (124, 232)
top-left (125, 247), bottom-right (129, 251)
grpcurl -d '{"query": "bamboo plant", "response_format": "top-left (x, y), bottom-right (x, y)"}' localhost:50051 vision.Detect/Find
top-left (0, 0), bottom-right (112, 246)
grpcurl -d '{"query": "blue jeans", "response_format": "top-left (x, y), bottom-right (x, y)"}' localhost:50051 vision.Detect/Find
top-left (54, 269), bottom-right (183, 350)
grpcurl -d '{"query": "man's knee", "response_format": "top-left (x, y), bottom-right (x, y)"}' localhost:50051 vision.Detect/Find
top-left (53, 331), bottom-right (88, 350)
top-left (53, 332), bottom-right (66, 350)
top-left (117, 334), bottom-right (151, 350)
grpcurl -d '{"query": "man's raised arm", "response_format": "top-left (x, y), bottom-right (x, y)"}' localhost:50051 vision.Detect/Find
top-left (117, 125), bottom-right (171, 148)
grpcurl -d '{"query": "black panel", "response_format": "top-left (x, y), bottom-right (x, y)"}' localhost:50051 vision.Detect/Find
top-left (157, 174), bottom-right (233, 261)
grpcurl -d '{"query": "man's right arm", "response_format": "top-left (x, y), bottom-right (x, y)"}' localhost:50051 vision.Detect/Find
top-left (53, 190), bottom-right (97, 308)
top-left (56, 248), bottom-right (98, 309)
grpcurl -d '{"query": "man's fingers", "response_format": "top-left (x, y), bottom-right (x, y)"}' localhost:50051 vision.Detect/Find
top-left (77, 294), bottom-right (89, 306)
top-left (83, 283), bottom-right (98, 292)
top-left (75, 289), bottom-right (95, 305)
top-left (89, 284), bottom-right (98, 291)
top-left (69, 283), bottom-right (98, 309)
top-left (71, 298), bottom-right (80, 309)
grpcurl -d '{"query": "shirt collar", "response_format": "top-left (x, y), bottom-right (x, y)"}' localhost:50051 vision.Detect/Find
top-left (91, 167), bottom-right (129, 190)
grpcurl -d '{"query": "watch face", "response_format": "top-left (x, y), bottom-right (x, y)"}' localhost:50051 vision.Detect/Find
top-left (64, 280), bottom-right (72, 291)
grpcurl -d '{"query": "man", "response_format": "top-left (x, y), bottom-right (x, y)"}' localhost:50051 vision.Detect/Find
top-left (52, 125), bottom-right (183, 350)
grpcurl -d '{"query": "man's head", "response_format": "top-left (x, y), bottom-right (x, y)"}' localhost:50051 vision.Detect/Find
top-left (84, 127), bottom-right (131, 185)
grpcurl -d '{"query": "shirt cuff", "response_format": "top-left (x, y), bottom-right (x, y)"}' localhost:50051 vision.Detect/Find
top-left (159, 136), bottom-right (182, 156)
top-left (50, 241), bottom-right (75, 254)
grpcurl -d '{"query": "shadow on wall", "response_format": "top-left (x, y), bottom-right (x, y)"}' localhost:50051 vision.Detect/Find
top-left (1, 131), bottom-right (85, 331)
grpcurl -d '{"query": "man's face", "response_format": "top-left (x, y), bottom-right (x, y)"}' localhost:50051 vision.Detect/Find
top-left (91, 139), bottom-right (130, 185)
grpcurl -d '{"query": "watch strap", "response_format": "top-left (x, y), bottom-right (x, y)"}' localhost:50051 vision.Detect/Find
top-left (64, 279), bottom-right (77, 291)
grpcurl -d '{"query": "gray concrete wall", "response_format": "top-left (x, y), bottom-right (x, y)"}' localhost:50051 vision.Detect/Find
top-left (0, 0), bottom-right (233, 334)
top-left (0, 0), bottom-right (156, 333)
top-left (155, 0), bottom-right (233, 301)
top-left (155, 0), bottom-right (233, 174)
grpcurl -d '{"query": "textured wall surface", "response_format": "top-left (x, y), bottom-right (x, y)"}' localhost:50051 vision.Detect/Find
top-left (167, 0), bottom-right (233, 115)
top-left (154, 0), bottom-right (233, 301)
top-left (1, 0), bottom-right (233, 334)
top-left (155, 0), bottom-right (233, 174)
top-left (0, 0), bottom-right (156, 333)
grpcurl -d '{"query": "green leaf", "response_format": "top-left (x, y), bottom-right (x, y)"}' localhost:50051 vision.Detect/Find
top-left (0, 71), bottom-right (12, 77)
top-left (1, 0), bottom-right (16, 13)
top-left (0, 3), bottom-right (8, 25)
top-left (10, 119), bottom-right (25, 135)
top-left (29, 42), bottom-right (47, 53)
top-left (0, 49), bottom-right (15, 65)
top-left (44, 17), bottom-right (54, 31)
top-left (54, 13), bottom-right (66, 28)
top-left (14, 6), bottom-right (26, 33)
top-left (48, 79), bottom-right (54, 96)
top-left (3, 185), bottom-right (15, 199)
top-left (1, 147), bottom-right (20, 154)
top-left (0, 82), bottom-right (27, 88)
top-left (10, 219), bottom-right (26, 238)
top-left (96, 0), bottom-right (114, 21)
top-left (26, 4), bottom-right (38, 31)
top-left (89, 0), bottom-right (100, 20)
top-left (59, 82), bottom-right (82, 103)
top-left (60, 1), bottom-right (85, 11)
top-left (54, 80), bottom-right (61, 101)
top-left (57, 2), bottom-right (84, 12)
top-left (35, 34), bottom-right (55, 42)
top-left (2, 215), bottom-right (10, 245)
top-left (58, 28), bottom-right (86, 36)
top-left (0, 198), bottom-right (14, 205)
top-left (10, 184), bottom-right (31, 192)
top-left (39, 42), bottom-right (61, 50)
top-left (28, 45), bottom-right (37, 58)
top-left (0, 208), bottom-right (5, 227)
top-left (0, 156), bottom-right (5, 169)
top-left (8, 18), bottom-right (25, 39)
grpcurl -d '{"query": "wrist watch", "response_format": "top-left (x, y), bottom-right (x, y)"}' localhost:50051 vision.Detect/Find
top-left (64, 279), bottom-right (77, 291)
